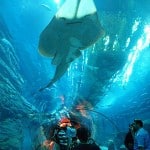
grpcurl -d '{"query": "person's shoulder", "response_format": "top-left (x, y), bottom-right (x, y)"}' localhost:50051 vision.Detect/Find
top-left (139, 128), bottom-right (149, 134)
top-left (90, 143), bottom-right (101, 150)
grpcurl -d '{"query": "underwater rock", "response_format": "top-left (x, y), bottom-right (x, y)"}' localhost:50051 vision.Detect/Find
top-left (0, 119), bottom-right (23, 149)
top-left (0, 16), bottom-right (39, 149)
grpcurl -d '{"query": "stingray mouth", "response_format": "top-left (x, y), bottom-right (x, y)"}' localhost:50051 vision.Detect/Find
top-left (38, 47), bottom-right (54, 58)
top-left (59, 17), bottom-right (83, 25)
top-left (66, 21), bottom-right (82, 25)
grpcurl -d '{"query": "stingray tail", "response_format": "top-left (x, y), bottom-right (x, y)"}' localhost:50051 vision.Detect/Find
top-left (39, 55), bottom-right (73, 92)
top-left (38, 81), bottom-right (54, 92)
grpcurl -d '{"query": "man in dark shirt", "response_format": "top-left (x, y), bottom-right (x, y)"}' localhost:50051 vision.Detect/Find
top-left (72, 127), bottom-right (101, 150)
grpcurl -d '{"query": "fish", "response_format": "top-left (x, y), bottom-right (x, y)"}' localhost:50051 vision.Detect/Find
top-left (38, 0), bottom-right (104, 91)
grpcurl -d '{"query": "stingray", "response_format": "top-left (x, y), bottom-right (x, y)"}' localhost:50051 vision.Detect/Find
top-left (38, 0), bottom-right (104, 91)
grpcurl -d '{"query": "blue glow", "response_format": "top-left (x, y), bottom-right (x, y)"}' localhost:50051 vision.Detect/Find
top-left (114, 24), bottom-right (150, 86)
top-left (100, 96), bottom-right (114, 108)
top-left (53, 0), bottom-right (61, 9)
top-left (103, 35), bottom-right (110, 51)
top-left (121, 37), bottom-right (145, 85)
top-left (132, 19), bottom-right (140, 34)
top-left (113, 40), bottom-right (118, 50)
top-left (54, 0), bottom-right (60, 4)
top-left (112, 35), bottom-right (118, 50)
top-left (104, 35), bottom-right (110, 46)
top-left (125, 38), bottom-right (130, 48)
top-left (144, 25), bottom-right (150, 46)
top-left (91, 44), bottom-right (96, 53)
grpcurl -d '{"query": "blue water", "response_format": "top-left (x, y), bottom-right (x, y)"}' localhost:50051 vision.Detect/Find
top-left (0, 0), bottom-right (150, 149)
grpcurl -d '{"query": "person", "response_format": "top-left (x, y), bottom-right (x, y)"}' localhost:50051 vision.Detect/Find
top-left (133, 119), bottom-right (150, 150)
top-left (72, 127), bottom-right (101, 150)
top-left (53, 117), bottom-right (77, 150)
top-left (124, 123), bottom-right (135, 150)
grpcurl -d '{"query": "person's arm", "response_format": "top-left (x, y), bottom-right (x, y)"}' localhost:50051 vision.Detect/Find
top-left (137, 133), bottom-right (145, 150)
top-left (95, 145), bottom-right (101, 150)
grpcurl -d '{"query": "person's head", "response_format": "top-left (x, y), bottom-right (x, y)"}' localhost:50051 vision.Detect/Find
top-left (133, 119), bottom-right (143, 131)
top-left (76, 127), bottom-right (90, 143)
top-left (128, 123), bottom-right (135, 132)
top-left (59, 117), bottom-right (71, 128)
